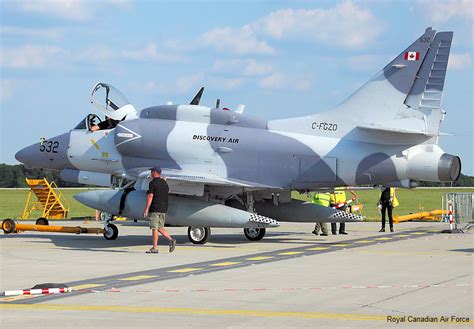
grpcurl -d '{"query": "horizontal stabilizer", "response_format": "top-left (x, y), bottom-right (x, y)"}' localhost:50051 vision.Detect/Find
top-left (357, 120), bottom-right (437, 136)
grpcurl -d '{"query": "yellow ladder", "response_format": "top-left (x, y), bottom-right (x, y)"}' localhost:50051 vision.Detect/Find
top-left (21, 178), bottom-right (70, 220)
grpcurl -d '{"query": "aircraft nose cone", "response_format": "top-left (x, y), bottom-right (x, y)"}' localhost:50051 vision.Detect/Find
top-left (15, 144), bottom-right (37, 166)
top-left (15, 133), bottom-right (71, 170)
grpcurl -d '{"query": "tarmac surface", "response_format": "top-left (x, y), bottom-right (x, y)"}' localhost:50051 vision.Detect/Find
top-left (0, 220), bottom-right (472, 328)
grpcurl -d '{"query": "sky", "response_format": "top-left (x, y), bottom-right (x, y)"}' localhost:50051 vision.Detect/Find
top-left (0, 0), bottom-right (473, 175)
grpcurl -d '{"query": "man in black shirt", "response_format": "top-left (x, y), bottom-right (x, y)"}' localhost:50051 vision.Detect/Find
top-left (143, 166), bottom-right (176, 254)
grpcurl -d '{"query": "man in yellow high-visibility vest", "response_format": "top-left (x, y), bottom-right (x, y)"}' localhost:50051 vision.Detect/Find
top-left (330, 188), bottom-right (358, 235)
top-left (311, 192), bottom-right (330, 236)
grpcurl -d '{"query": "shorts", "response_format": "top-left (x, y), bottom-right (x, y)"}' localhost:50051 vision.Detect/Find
top-left (148, 212), bottom-right (166, 229)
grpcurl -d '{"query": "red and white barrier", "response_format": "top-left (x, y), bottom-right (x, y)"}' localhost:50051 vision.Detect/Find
top-left (2, 287), bottom-right (71, 297)
top-left (447, 201), bottom-right (455, 230)
top-left (331, 198), bottom-right (356, 209)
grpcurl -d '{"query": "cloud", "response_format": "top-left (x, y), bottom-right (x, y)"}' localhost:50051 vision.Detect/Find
top-left (347, 54), bottom-right (394, 71)
top-left (0, 26), bottom-right (64, 40)
top-left (421, 0), bottom-right (473, 23)
top-left (448, 53), bottom-right (472, 70)
top-left (122, 42), bottom-right (186, 63)
top-left (0, 45), bottom-right (67, 69)
top-left (175, 73), bottom-right (205, 93)
top-left (258, 72), bottom-right (312, 90)
top-left (253, 1), bottom-right (384, 48)
top-left (15, 0), bottom-right (130, 21)
top-left (0, 79), bottom-right (16, 102)
top-left (209, 77), bottom-right (246, 90)
top-left (212, 59), bottom-right (274, 76)
top-left (76, 45), bottom-right (116, 63)
top-left (201, 26), bottom-right (275, 55)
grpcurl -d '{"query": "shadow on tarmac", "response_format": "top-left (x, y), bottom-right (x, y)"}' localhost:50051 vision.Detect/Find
top-left (449, 248), bottom-right (474, 254)
top-left (1, 228), bottom-right (328, 253)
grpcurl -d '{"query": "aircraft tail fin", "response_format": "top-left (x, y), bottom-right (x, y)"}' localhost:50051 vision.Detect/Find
top-left (332, 28), bottom-right (452, 136)
top-left (404, 31), bottom-right (453, 135)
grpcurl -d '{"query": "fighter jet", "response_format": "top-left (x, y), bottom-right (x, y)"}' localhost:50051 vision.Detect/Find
top-left (16, 28), bottom-right (460, 243)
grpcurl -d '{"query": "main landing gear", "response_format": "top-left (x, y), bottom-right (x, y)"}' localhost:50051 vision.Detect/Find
top-left (187, 226), bottom-right (211, 244)
top-left (243, 228), bottom-right (266, 241)
top-left (186, 226), bottom-right (266, 244)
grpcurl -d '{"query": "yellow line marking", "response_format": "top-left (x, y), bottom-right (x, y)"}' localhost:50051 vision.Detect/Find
top-left (410, 232), bottom-right (427, 235)
top-left (306, 247), bottom-right (330, 251)
top-left (353, 250), bottom-right (452, 256)
top-left (210, 262), bottom-right (241, 267)
top-left (169, 268), bottom-right (202, 273)
top-left (90, 139), bottom-right (100, 150)
top-left (0, 295), bottom-right (39, 302)
top-left (354, 240), bottom-right (372, 244)
top-left (119, 275), bottom-right (158, 281)
top-left (71, 284), bottom-right (104, 290)
top-left (2, 304), bottom-right (472, 324)
top-left (246, 256), bottom-right (273, 261)
top-left (395, 234), bottom-right (410, 238)
top-left (0, 304), bottom-right (393, 321)
top-left (278, 251), bottom-right (304, 255)
top-left (332, 244), bottom-right (350, 247)
top-left (375, 237), bottom-right (392, 241)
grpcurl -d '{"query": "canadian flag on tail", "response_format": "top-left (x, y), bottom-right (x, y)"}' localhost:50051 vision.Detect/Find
top-left (404, 51), bottom-right (420, 61)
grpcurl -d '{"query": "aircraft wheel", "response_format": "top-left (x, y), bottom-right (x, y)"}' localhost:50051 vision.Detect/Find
top-left (103, 223), bottom-right (118, 240)
top-left (2, 218), bottom-right (16, 234)
top-left (244, 228), bottom-right (266, 241)
top-left (36, 217), bottom-right (49, 226)
top-left (188, 227), bottom-right (211, 244)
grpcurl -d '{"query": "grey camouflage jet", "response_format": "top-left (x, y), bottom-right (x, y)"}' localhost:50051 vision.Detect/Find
top-left (16, 28), bottom-right (461, 243)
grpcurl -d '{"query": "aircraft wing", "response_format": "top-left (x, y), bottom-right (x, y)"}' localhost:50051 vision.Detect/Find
top-left (125, 167), bottom-right (280, 192)
top-left (162, 168), bottom-right (280, 189)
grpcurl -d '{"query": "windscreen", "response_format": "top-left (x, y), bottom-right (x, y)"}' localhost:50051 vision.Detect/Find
top-left (91, 83), bottom-right (130, 113)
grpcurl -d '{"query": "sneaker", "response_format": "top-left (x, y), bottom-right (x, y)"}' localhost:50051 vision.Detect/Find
top-left (312, 230), bottom-right (318, 235)
top-left (379, 228), bottom-right (385, 232)
top-left (146, 247), bottom-right (159, 254)
top-left (339, 232), bottom-right (348, 235)
top-left (332, 232), bottom-right (337, 235)
top-left (321, 233), bottom-right (328, 236)
top-left (390, 227), bottom-right (394, 232)
top-left (169, 239), bottom-right (176, 253)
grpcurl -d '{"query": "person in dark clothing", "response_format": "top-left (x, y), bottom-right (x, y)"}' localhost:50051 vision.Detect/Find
top-left (379, 187), bottom-right (394, 232)
top-left (143, 166), bottom-right (176, 254)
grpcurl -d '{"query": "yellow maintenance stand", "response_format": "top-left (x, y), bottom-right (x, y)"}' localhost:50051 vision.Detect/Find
top-left (21, 178), bottom-right (69, 220)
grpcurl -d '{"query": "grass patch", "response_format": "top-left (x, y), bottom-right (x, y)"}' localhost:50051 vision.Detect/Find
top-left (0, 188), bottom-right (471, 221)
top-left (292, 188), bottom-right (473, 221)
top-left (0, 189), bottom-right (96, 219)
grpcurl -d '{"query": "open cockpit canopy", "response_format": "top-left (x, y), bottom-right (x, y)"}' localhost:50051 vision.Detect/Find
top-left (90, 82), bottom-right (137, 121)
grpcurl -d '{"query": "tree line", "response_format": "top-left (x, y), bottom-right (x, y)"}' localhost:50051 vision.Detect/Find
top-left (0, 164), bottom-right (84, 188)
top-left (0, 163), bottom-right (473, 188)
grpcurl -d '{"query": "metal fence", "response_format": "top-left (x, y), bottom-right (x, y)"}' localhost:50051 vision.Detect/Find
top-left (442, 193), bottom-right (474, 230)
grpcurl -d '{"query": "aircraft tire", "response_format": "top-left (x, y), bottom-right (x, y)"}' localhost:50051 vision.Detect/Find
top-left (36, 217), bottom-right (49, 226)
top-left (188, 226), bottom-right (211, 244)
top-left (244, 228), bottom-right (266, 241)
top-left (103, 223), bottom-right (118, 240)
top-left (2, 218), bottom-right (16, 234)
